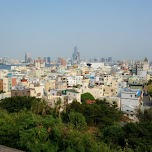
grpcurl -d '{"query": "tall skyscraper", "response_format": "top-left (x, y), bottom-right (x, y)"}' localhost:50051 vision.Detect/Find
top-left (44, 57), bottom-right (51, 64)
top-left (108, 57), bottom-right (112, 63)
top-left (47, 57), bottom-right (51, 64)
top-left (44, 57), bottom-right (47, 63)
top-left (72, 46), bottom-right (80, 65)
top-left (25, 52), bottom-right (31, 63)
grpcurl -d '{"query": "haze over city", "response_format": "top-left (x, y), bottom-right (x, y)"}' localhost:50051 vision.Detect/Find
top-left (0, 0), bottom-right (152, 60)
top-left (1, 1), bottom-right (152, 152)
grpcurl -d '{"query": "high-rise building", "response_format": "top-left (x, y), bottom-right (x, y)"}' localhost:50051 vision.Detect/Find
top-left (34, 57), bottom-right (45, 68)
top-left (44, 57), bottom-right (47, 63)
top-left (94, 58), bottom-right (99, 62)
top-left (25, 52), bottom-right (31, 63)
top-left (60, 58), bottom-right (67, 67)
top-left (57, 57), bottom-right (67, 66)
top-left (72, 46), bottom-right (80, 65)
top-left (44, 57), bottom-right (51, 64)
top-left (47, 57), bottom-right (51, 64)
top-left (100, 58), bottom-right (105, 62)
top-left (108, 57), bottom-right (112, 62)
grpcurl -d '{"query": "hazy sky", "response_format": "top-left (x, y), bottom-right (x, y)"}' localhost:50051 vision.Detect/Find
top-left (0, 0), bottom-right (152, 60)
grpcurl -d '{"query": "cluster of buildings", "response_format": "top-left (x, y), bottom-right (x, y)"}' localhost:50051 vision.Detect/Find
top-left (89, 57), bottom-right (113, 63)
top-left (0, 48), bottom-right (152, 121)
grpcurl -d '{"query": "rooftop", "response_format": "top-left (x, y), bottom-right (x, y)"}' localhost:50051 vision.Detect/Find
top-left (66, 89), bottom-right (79, 93)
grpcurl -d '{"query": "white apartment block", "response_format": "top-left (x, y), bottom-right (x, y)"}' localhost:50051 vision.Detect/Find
top-left (67, 77), bottom-right (77, 87)
top-left (66, 89), bottom-right (81, 103)
top-left (121, 89), bottom-right (143, 117)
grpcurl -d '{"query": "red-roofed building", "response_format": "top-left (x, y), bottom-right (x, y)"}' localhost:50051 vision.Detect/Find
top-left (86, 100), bottom-right (95, 104)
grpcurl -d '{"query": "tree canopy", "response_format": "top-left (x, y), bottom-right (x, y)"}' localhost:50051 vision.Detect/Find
top-left (0, 96), bottom-right (152, 152)
top-left (81, 92), bottom-right (95, 103)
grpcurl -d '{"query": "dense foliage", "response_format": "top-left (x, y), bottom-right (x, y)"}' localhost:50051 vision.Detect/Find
top-left (146, 84), bottom-right (152, 97)
top-left (64, 100), bottom-right (122, 128)
top-left (81, 92), bottom-right (95, 103)
top-left (0, 96), bottom-right (152, 151)
top-left (145, 80), bottom-right (152, 97)
top-left (0, 96), bottom-right (51, 115)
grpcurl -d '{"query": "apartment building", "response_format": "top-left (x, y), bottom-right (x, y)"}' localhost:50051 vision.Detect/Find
top-left (11, 85), bottom-right (31, 97)
top-left (102, 86), bottom-right (118, 97)
top-left (0, 79), bottom-right (3, 92)
top-left (120, 89), bottom-right (143, 119)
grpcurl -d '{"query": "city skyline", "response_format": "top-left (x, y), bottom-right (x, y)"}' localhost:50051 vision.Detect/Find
top-left (0, 0), bottom-right (152, 60)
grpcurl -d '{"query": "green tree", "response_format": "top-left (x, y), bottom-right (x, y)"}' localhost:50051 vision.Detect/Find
top-left (146, 84), bottom-right (152, 97)
top-left (68, 112), bottom-right (87, 130)
top-left (65, 99), bottom-right (122, 128)
top-left (81, 92), bottom-right (95, 103)
top-left (122, 122), bottom-right (152, 152)
top-left (137, 108), bottom-right (152, 122)
top-left (0, 96), bottom-right (51, 116)
top-left (54, 97), bottom-right (62, 118)
top-left (102, 125), bottom-right (125, 148)
top-left (31, 99), bottom-right (51, 116)
top-left (0, 96), bottom-right (39, 113)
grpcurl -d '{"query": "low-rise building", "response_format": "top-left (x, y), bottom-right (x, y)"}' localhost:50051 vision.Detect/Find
top-left (11, 85), bottom-right (31, 97)
top-left (0, 79), bottom-right (3, 92)
top-left (65, 89), bottom-right (81, 103)
top-left (120, 89), bottom-right (143, 120)
top-left (102, 86), bottom-right (117, 97)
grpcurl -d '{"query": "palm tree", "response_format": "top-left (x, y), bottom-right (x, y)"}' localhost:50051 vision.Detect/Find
top-left (31, 99), bottom-right (50, 116)
top-left (54, 98), bottom-right (62, 118)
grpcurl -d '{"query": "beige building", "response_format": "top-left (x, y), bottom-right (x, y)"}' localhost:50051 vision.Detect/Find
top-left (3, 77), bottom-right (9, 93)
top-left (102, 86), bottom-right (118, 97)
top-left (143, 57), bottom-right (150, 71)
top-left (34, 57), bottom-right (45, 68)
top-left (0, 70), bottom-right (8, 78)
top-left (80, 82), bottom-right (103, 99)
top-left (0, 79), bottom-right (3, 92)
top-left (45, 95), bottom-right (68, 112)
top-left (30, 83), bottom-right (44, 98)
top-left (56, 82), bottom-right (67, 89)
top-left (66, 89), bottom-right (81, 103)
top-left (44, 79), bottom-right (56, 93)
top-left (147, 73), bottom-right (152, 81)
top-left (111, 78), bottom-right (119, 87)
top-left (11, 85), bottom-right (31, 97)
